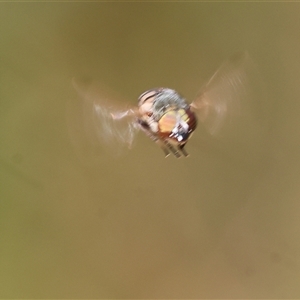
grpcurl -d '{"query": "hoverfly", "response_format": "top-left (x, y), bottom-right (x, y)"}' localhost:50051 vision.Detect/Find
top-left (68, 52), bottom-right (259, 159)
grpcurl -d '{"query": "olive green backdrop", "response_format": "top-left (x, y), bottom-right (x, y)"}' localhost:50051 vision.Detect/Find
top-left (1, 2), bottom-right (300, 298)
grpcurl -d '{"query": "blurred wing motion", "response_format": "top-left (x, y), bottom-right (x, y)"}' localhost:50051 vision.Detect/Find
top-left (190, 52), bottom-right (270, 163)
top-left (67, 78), bottom-right (139, 164)
top-left (191, 52), bottom-right (261, 137)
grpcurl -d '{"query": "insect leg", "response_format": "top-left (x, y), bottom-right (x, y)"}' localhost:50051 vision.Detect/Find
top-left (155, 140), bottom-right (171, 157)
top-left (164, 141), bottom-right (181, 158)
top-left (178, 144), bottom-right (189, 157)
top-left (139, 124), bottom-right (171, 157)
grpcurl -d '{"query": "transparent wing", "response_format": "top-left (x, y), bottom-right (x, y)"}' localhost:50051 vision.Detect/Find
top-left (190, 52), bottom-right (270, 161)
top-left (67, 78), bottom-right (139, 165)
top-left (191, 52), bottom-right (264, 137)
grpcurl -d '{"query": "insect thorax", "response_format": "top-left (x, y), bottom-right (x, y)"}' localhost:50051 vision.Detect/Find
top-left (152, 88), bottom-right (188, 121)
top-left (137, 87), bottom-right (196, 140)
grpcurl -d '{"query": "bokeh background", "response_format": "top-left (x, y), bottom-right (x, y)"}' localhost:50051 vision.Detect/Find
top-left (1, 2), bottom-right (300, 298)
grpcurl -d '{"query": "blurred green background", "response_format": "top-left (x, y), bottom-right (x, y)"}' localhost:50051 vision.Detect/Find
top-left (1, 2), bottom-right (300, 298)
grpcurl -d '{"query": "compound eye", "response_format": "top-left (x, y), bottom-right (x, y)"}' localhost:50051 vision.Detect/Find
top-left (158, 111), bottom-right (177, 133)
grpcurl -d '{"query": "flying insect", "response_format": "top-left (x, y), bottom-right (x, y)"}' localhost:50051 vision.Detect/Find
top-left (68, 52), bottom-right (259, 159)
